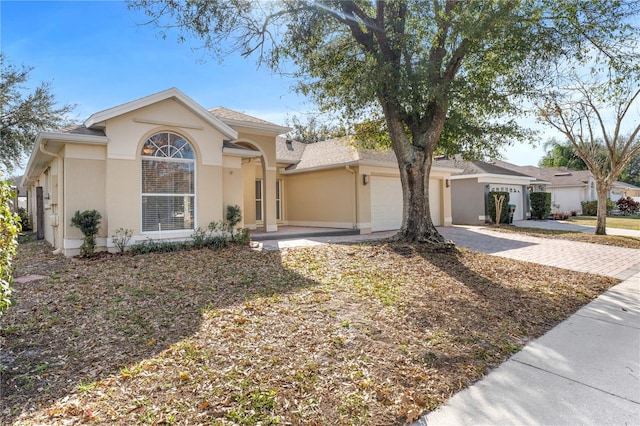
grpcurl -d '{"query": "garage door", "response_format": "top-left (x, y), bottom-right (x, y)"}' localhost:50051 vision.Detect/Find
top-left (488, 185), bottom-right (524, 221)
top-left (370, 176), bottom-right (441, 232)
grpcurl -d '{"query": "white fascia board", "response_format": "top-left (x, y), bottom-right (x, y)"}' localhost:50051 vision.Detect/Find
top-left (450, 173), bottom-right (533, 184)
top-left (221, 120), bottom-right (291, 136)
top-left (83, 87), bottom-right (238, 140)
top-left (222, 147), bottom-right (262, 158)
top-left (279, 160), bottom-right (360, 175)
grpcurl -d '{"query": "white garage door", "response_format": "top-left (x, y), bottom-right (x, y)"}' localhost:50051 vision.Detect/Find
top-left (488, 185), bottom-right (524, 221)
top-left (370, 176), bottom-right (441, 232)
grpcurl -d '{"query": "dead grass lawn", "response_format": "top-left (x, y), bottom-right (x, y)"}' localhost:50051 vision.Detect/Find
top-left (1, 238), bottom-right (618, 425)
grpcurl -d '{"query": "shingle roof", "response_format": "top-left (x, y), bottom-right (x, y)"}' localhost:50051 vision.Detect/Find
top-left (492, 160), bottom-right (591, 186)
top-left (438, 159), bottom-right (533, 178)
top-left (278, 137), bottom-right (399, 171)
top-left (275, 136), bottom-right (306, 163)
top-left (209, 107), bottom-right (279, 127)
top-left (57, 124), bottom-right (106, 137)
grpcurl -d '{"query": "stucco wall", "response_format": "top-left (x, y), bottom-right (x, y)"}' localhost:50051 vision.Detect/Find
top-left (64, 157), bottom-right (107, 254)
top-left (284, 168), bottom-right (356, 228)
top-left (551, 187), bottom-right (584, 213)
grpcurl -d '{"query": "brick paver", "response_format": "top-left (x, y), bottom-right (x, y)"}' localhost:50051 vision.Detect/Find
top-left (439, 226), bottom-right (640, 279)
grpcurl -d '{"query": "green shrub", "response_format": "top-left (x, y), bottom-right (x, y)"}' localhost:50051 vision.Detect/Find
top-left (17, 207), bottom-right (30, 231)
top-left (226, 204), bottom-right (242, 228)
top-left (1, 179), bottom-right (21, 316)
top-left (530, 192), bottom-right (551, 220)
top-left (71, 210), bottom-right (102, 256)
top-left (112, 228), bottom-right (132, 253)
top-left (487, 191), bottom-right (510, 224)
top-left (581, 199), bottom-right (616, 216)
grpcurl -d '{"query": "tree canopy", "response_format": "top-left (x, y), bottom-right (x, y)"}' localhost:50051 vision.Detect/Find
top-left (0, 54), bottom-right (74, 173)
top-left (539, 138), bottom-right (590, 170)
top-left (130, 0), bottom-right (640, 242)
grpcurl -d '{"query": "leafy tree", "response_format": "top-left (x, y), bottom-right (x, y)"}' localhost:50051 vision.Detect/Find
top-left (284, 114), bottom-right (347, 144)
top-left (0, 176), bottom-right (21, 316)
top-left (540, 138), bottom-right (640, 188)
top-left (130, 0), bottom-right (637, 244)
top-left (0, 54), bottom-right (74, 172)
top-left (619, 153), bottom-right (640, 187)
top-left (539, 138), bottom-right (588, 170)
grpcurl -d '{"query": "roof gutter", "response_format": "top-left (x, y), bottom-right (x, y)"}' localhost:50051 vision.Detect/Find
top-left (39, 142), bottom-right (63, 255)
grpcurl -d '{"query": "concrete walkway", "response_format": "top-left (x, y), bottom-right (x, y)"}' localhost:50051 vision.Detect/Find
top-left (256, 223), bottom-right (640, 425)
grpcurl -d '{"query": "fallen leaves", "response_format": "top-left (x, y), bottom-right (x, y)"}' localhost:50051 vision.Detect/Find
top-left (1, 239), bottom-right (618, 425)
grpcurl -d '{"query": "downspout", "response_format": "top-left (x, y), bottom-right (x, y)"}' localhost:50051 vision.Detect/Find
top-left (39, 141), bottom-right (64, 255)
top-left (345, 166), bottom-right (358, 229)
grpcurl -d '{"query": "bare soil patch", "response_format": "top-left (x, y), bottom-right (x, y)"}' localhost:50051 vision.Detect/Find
top-left (1, 238), bottom-right (618, 425)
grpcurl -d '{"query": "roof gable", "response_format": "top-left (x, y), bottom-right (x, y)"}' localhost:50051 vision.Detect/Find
top-left (83, 87), bottom-right (238, 139)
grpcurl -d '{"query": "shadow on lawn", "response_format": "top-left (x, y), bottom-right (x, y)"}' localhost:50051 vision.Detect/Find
top-left (383, 241), bottom-right (606, 378)
top-left (0, 239), bottom-right (320, 423)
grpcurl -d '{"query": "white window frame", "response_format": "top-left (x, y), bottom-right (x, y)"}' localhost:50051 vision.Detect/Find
top-left (140, 132), bottom-right (196, 234)
top-left (276, 179), bottom-right (283, 222)
top-left (255, 178), bottom-right (263, 223)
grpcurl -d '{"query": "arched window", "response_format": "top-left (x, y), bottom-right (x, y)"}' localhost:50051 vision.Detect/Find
top-left (141, 132), bottom-right (195, 232)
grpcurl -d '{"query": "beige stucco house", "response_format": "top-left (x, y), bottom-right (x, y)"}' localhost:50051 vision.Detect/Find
top-left (21, 88), bottom-right (458, 256)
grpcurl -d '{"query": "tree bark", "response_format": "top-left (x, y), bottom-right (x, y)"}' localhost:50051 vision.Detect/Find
top-left (595, 183), bottom-right (609, 235)
top-left (393, 148), bottom-right (448, 244)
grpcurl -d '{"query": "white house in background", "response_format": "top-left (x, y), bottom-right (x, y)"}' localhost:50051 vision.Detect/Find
top-left (493, 160), bottom-right (640, 213)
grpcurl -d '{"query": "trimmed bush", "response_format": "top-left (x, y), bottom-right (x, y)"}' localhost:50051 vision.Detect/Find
top-left (530, 192), bottom-right (552, 220)
top-left (71, 209), bottom-right (102, 256)
top-left (487, 191), bottom-right (510, 224)
top-left (581, 199), bottom-right (616, 216)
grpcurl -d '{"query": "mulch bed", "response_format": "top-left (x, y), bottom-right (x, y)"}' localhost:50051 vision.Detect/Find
top-left (1, 238), bottom-right (618, 425)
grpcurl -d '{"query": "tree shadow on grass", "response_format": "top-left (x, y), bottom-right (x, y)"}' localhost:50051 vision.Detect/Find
top-left (379, 240), bottom-right (615, 387)
top-left (0, 239), bottom-right (322, 424)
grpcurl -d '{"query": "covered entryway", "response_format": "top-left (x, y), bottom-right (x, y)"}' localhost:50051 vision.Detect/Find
top-left (370, 176), bottom-right (441, 232)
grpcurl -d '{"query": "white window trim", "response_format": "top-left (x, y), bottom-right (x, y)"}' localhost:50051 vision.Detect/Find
top-left (255, 178), bottom-right (264, 224)
top-left (140, 132), bottom-right (197, 234)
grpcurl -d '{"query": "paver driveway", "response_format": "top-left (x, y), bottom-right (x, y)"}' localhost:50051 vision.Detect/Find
top-left (259, 225), bottom-right (640, 280)
top-left (438, 226), bottom-right (640, 279)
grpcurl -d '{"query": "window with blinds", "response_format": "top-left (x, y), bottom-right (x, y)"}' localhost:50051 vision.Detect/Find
top-left (141, 132), bottom-right (195, 232)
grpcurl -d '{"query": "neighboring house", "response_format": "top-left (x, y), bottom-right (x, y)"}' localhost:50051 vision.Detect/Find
top-left (493, 160), bottom-right (640, 213)
top-left (439, 159), bottom-right (540, 225)
top-left (7, 176), bottom-right (27, 211)
top-left (21, 88), bottom-right (458, 256)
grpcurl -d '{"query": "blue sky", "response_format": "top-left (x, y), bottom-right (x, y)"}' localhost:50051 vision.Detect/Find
top-left (2, 0), bottom-right (548, 167)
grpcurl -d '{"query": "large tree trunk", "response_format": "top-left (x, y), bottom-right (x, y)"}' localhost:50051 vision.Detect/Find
top-left (394, 148), bottom-right (448, 244)
top-left (595, 183), bottom-right (609, 235)
top-left (383, 104), bottom-right (450, 246)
